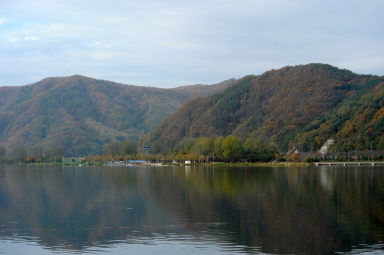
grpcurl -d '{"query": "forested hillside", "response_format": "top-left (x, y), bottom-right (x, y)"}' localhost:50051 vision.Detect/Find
top-left (141, 64), bottom-right (384, 153)
top-left (2, 64), bottom-right (383, 158)
top-left (296, 80), bottom-right (384, 151)
top-left (0, 76), bottom-right (234, 156)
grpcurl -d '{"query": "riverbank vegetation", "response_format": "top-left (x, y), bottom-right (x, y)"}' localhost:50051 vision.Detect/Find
top-left (95, 135), bottom-right (278, 163)
top-left (0, 135), bottom-right (278, 164)
top-left (2, 134), bottom-right (384, 165)
top-left (0, 145), bottom-right (65, 163)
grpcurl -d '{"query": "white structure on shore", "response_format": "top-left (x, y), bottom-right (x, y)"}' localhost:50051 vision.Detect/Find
top-left (320, 139), bottom-right (334, 155)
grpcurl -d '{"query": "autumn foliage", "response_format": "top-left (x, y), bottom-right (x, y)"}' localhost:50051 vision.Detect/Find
top-left (141, 64), bottom-right (384, 153)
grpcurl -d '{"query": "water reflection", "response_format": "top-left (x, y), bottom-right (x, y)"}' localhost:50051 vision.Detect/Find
top-left (0, 165), bottom-right (383, 254)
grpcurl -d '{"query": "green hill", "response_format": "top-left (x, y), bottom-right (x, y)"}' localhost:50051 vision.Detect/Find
top-left (0, 76), bottom-right (234, 156)
top-left (296, 79), bottom-right (384, 151)
top-left (141, 64), bottom-right (384, 153)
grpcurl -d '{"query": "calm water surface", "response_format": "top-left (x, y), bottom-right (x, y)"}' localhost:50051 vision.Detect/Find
top-left (0, 164), bottom-right (383, 254)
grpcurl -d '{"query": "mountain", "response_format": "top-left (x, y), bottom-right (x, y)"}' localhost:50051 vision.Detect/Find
top-left (141, 64), bottom-right (384, 153)
top-left (171, 78), bottom-right (236, 98)
top-left (0, 76), bottom-right (234, 156)
top-left (296, 78), bottom-right (384, 151)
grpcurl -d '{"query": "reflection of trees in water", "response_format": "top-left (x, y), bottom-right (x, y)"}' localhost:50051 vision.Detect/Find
top-left (0, 165), bottom-right (175, 250)
top-left (0, 165), bottom-right (383, 254)
top-left (148, 166), bottom-right (384, 255)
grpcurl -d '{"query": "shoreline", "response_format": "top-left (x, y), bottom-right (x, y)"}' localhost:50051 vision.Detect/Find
top-left (0, 161), bottom-right (313, 167)
top-left (3, 161), bottom-right (384, 168)
top-left (182, 162), bottom-right (312, 167)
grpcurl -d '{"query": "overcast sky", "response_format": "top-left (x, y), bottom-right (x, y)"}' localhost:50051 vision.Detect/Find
top-left (0, 0), bottom-right (383, 87)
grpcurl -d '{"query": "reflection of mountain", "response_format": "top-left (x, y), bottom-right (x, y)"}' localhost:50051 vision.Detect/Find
top-left (0, 165), bottom-right (182, 250)
top-left (148, 167), bottom-right (384, 254)
top-left (0, 165), bottom-right (383, 254)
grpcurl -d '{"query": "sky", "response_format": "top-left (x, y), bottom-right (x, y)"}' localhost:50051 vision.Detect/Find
top-left (0, 0), bottom-right (383, 88)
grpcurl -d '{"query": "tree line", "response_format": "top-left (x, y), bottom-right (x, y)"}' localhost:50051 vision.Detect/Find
top-left (95, 135), bottom-right (278, 163)
top-left (0, 145), bottom-right (64, 163)
top-left (1, 135), bottom-right (278, 163)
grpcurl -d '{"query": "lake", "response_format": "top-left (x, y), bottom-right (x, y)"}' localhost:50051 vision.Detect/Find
top-left (0, 164), bottom-right (383, 254)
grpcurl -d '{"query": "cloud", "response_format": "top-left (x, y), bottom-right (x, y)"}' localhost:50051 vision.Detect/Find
top-left (24, 35), bottom-right (38, 40)
top-left (0, 0), bottom-right (383, 87)
top-left (0, 18), bottom-right (6, 25)
top-left (5, 35), bottom-right (18, 43)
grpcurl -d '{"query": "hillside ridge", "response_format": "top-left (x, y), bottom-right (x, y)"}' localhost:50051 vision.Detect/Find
top-left (0, 75), bottom-right (233, 156)
top-left (141, 63), bottom-right (384, 153)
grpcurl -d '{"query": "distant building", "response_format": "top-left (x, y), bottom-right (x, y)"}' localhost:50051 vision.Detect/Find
top-left (320, 139), bottom-right (334, 155)
top-left (144, 146), bottom-right (151, 154)
top-left (286, 146), bottom-right (299, 155)
top-left (128, 160), bottom-right (150, 165)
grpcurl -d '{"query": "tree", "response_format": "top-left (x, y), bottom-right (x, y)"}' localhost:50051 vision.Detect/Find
top-left (103, 142), bottom-right (120, 157)
top-left (11, 147), bottom-right (27, 162)
top-left (121, 141), bottom-right (137, 155)
top-left (44, 146), bottom-right (65, 161)
top-left (52, 146), bottom-right (64, 158)
top-left (243, 138), bottom-right (277, 162)
top-left (29, 146), bottom-right (43, 159)
top-left (243, 138), bottom-right (261, 161)
top-left (213, 136), bottom-right (224, 161)
top-left (222, 135), bottom-right (242, 161)
top-left (191, 137), bottom-right (214, 157)
top-left (0, 145), bottom-right (6, 160)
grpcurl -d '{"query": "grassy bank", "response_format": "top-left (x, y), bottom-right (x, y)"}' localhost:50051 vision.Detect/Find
top-left (181, 161), bottom-right (312, 167)
top-left (6, 161), bottom-right (312, 167)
